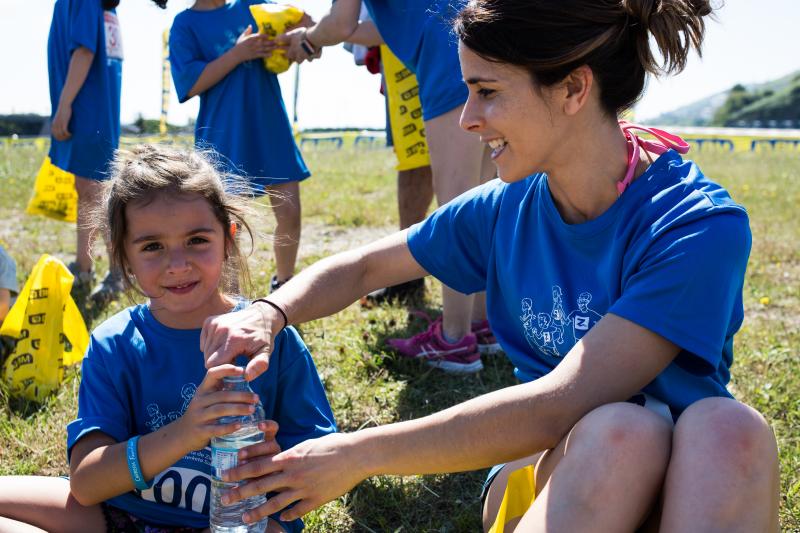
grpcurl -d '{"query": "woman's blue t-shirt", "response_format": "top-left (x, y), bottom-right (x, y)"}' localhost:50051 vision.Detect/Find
top-left (408, 151), bottom-right (751, 417)
top-left (66, 303), bottom-right (336, 532)
top-left (169, 0), bottom-right (309, 191)
top-left (47, 0), bottom-right (122, 180)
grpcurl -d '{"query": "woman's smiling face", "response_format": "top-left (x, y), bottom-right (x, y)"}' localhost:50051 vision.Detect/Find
top-left (459, 43), bottom-right (568, 183)
top-left (123, 192), bottom-right (230, 328)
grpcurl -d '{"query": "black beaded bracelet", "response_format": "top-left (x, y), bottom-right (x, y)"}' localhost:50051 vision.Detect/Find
top-left (253, 298), bottom-right (288, 332)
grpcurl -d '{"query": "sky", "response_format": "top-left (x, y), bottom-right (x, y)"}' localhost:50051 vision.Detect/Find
top-left (1, 0), bottom-right (798, 130)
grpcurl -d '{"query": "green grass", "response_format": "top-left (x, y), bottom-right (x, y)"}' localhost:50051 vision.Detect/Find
top-left (0, 141), bottom-right (798, 530)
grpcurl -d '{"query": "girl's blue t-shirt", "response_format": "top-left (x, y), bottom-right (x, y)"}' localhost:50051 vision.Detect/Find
top-left (47, 0), bottom-right (122, 180)
top-left (408, 151), bottom-right (752, 417)
top-left (66, 303), bottom-right (336, 532)
top-left (169, 0), bottom-right (309, 190)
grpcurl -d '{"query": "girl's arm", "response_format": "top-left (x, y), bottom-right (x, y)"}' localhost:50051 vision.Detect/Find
top-left (185, 25), bottom-right (279, 99)
top-left (222, 313), bottom-right (681, 522)
top-left (51, 46), bottom-right (94, 141)
top-left (202, 230), bottom-right (426, 378)
top-left (68, 365), bottom-right (259, 505)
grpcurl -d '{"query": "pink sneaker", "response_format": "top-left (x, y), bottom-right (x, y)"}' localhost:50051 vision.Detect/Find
top-left (387, 317), bottom-right (482, 374)
top-left (471, 319), bottom-right (503, 355)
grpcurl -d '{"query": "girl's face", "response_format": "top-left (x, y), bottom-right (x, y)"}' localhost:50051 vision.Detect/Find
top-left (459, 43), bottom-right (566, 183)
top-left (123, 193), bottom-right (231, 329)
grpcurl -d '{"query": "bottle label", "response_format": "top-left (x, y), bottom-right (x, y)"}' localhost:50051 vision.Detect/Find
top-left (212, 446), bottom-right (239, 478)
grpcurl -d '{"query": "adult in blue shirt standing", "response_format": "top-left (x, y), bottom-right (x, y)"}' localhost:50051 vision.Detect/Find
top-left (279, 0), bottom-right (498, 369)
top-left (169, 0), bottom-right (312, 293)
top-left (47, 0), bottom-right (166, 304)
top-left (201, 0), bottom-right (779, 531)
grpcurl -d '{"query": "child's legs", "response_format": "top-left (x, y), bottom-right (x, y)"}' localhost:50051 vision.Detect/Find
top-left (659, 397), bottom-right (780, 533)
top-left (74, 175), bottom-right (105, 273)
top-left (0, 476), bottom-right (105, 533)
top-left (397, 165), bottom-right (434, 230)
top-left (266, 181), bottom-right (302, 282)
top-left (486, 402), bottom-right (672, 533)
top-left (424, 106), bottom-right (484, 340)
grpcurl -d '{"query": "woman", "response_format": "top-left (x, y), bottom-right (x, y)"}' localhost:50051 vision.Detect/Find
top-left (201, 0), bottom-right (779, 530)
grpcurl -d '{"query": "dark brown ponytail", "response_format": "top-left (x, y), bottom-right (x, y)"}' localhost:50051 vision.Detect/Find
top-left (454, 0), bottom-right (715, 116)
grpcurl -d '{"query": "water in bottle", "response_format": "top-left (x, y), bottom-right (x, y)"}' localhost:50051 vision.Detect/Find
top-left (210, 375), bottom-right (269, 533)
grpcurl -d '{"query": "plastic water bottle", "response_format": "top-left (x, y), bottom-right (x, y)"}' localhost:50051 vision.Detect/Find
top-left (210, 375), bottom-right (269, 533)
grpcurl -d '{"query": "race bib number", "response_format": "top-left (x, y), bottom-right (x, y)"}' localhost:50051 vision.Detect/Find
top-left (104, 11), bottom-right (124, 60)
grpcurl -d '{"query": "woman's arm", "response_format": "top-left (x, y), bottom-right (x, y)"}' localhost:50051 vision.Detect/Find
top-left (186, 25), bottom-right (280, 99)
top-left (279, 0), bottom-right (362, 63)
top-left (51, 46), bottom-right (94, 141)
top-left (68, 365), bottom-right (260, 505)
top-left (344, 20), bottom-right (383, 47)
top-left (222, 313), bottom-right (681, 522)
top-left (202, 230), bottom-right (426, 378)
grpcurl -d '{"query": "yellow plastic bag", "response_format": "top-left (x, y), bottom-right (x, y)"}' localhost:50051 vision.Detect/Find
top-left (382, 45), bottom-right (431, 171)
top-left (249, 3), bottom-right (305, 74)
top-left (488, 465), bottom-right (537, 533)
top-left (26, 156), bottom-right (79, 223)
top-left (0, 254), bottom-right (89, 401)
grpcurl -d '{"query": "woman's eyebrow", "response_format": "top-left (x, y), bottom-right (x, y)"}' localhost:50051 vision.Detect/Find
top-left (464, 76), bottom-right (499, 84)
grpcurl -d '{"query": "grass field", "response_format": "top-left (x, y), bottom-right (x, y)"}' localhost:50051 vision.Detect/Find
top-left (0, 141), bottom-right (798, 531)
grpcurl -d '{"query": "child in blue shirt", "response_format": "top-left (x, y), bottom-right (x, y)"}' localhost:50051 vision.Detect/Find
top-left (0, 144), bottom-right (335, 533)
top-left (169, 0), bottom-right (311, 292)
top-left (47, 0), bottom-right (166, 304)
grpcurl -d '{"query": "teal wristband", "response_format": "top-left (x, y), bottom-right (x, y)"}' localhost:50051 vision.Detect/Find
top-left (126, 436), bottom-right (152, 491)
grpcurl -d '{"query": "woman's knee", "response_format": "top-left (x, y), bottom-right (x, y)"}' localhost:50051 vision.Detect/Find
top-left (675, 397), bottom-right (777, 470)
top-left (573, 402), bottom-right (673, 468)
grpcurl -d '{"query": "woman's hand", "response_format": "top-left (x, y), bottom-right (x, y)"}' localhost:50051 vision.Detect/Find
top-left (201, 302), bottom-right (282, 380)
top-left (232, 24), bottom-right (283, 63)
top-left (220, 432), bottom-right (367, 523)
top-left (51, 103), bottom-right (72, 141)
top-left (173, 364), bottom-right (260, 452)
top-left (278, 27), bottom-right (321, 64)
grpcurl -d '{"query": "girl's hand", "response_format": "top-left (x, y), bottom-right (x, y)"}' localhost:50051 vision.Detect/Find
top-left (219, 433), bottom-right (366, 523)
top-left (233, 24), bottom-right (283, 63)
top-left (174, 364), bottom-right (260, 452)
top-left (201, 302), bottom-right (283, 380)
top-left (51, 104), bottom-right (72, 141)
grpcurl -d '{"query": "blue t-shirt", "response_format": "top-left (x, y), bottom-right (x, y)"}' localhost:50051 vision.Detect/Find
top-left (408, 151), bottom-right (751, 417)
top-left (66, 303), bottom-right (336, 532)
top-left (364, 0), bottom-right (467, 120)
top-left (47, 0), bottom-right (122, 181)
top-left (169, 0), bottom-right (309, 190)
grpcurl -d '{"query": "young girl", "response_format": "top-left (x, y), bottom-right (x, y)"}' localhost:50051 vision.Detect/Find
top-left (48, 0), bottom-right (166, 306)
top-left (0, 145), bottom-right (336, 533)
top-left (202, 0), bottom-right (779, 531)
top-left (169, 0), bottom-right (311, 293)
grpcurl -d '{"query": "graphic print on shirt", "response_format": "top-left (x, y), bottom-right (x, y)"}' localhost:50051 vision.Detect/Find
top-left (567, 292), bottom-right (603, 345)
top-left (520, 287), bottom-right (605, 358)
top-left (141, 381), bottom-right (211, 514)
top-left (104, 11), bottom-right (124, 60)
top-left (146, 382), bottom-right (197, 432)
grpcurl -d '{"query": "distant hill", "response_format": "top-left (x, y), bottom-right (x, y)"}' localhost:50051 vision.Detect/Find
top-left (646, 69), bottom-right (800, 128)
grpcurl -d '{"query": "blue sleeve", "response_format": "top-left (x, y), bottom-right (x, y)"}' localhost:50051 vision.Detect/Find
top-left (0, 246), bottom-right (18, 294)
top-left (407, 179), bottom-right (505, 295)
top-left (169, 17), bottom-right (207, 102)
top-left (609, 211), bottom-right (751, 375)
top-left (66, 335), bottom-right (130, 461)
top-left (68, 0), bottom-right (100, 54)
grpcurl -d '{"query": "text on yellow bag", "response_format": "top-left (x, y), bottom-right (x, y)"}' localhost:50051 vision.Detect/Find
top-left (249, 4), bottom-right (305, 74)
top-left (26, 156), bottom-right (79, 223)
top-left (0, 254), bottom-right (89, 401)
top-left (382, 45), bottom-right (431, 171)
